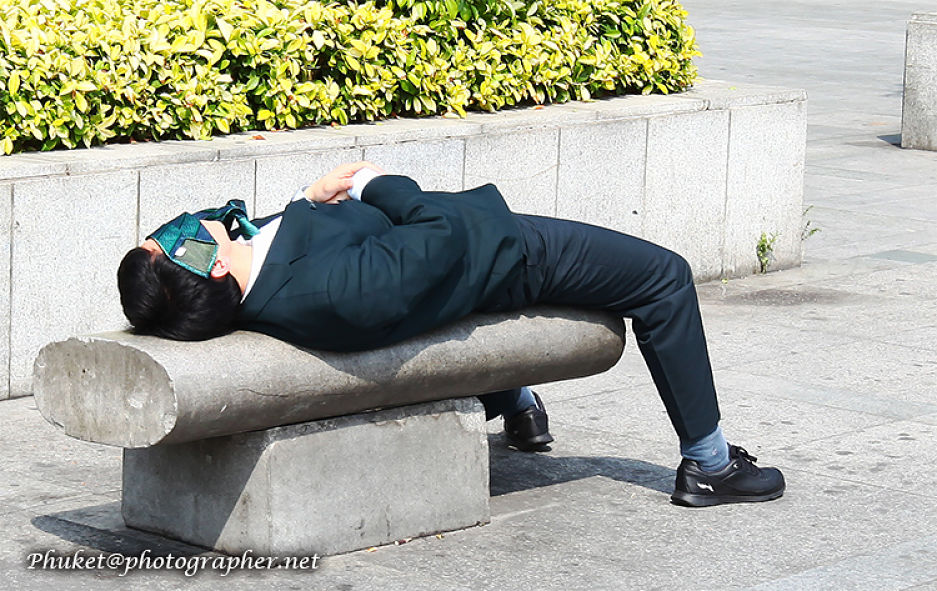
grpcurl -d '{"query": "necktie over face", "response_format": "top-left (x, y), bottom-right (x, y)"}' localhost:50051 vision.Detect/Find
top-left (147, 199), bottom-right (259, 278)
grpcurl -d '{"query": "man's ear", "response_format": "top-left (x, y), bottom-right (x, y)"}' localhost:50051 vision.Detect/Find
top-left (209, 256), bottom-right (230, 279)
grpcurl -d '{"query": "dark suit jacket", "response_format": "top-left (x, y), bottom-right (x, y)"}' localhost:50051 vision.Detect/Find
top-left (237, 175), bottom-right (526, 351)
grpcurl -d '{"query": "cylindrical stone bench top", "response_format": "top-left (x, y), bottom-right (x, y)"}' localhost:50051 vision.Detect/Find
top-left (33, 307), bottom-right (625, 448)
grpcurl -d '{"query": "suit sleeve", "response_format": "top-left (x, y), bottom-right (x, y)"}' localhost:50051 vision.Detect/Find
top-left (325, 175), bottom-right (468, 328)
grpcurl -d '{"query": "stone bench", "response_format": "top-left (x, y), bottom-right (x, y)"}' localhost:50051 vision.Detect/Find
top-left (33, 307), bottom-right (625, 556)
top-left (902, 12), bottom-right (937, 150)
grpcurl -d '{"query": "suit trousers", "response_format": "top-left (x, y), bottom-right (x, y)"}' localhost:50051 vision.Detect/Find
top-left (477, 214), bottom-right (721, 443)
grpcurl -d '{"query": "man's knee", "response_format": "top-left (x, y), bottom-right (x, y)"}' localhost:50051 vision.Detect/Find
top-left (662, 250), bottom-right (694, 288)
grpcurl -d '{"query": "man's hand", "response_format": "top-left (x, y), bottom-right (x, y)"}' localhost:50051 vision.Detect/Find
top-left (304, 161), bottom-right (385, 204)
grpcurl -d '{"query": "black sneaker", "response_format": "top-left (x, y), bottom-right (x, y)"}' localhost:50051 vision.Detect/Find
top-left (671, 445), bottom-right (785, 507)
top-left (504, 392), bottom-right (554, 452)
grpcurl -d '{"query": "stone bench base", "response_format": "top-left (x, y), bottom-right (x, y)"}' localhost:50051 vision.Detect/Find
top-left (122, 398), bottom-right (489, 556)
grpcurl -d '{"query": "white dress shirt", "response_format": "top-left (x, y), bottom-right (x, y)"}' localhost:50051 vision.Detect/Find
top-left (238, 168), bottom-right (385, 301)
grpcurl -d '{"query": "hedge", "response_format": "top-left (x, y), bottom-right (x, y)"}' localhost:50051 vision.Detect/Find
top-left (0, 0), bottom-right (699, 154)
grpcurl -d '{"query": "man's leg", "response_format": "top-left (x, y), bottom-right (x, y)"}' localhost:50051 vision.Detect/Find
top-left (508, 214), bottom-right (784, 505)
top-left (514, 215), bottom-right (720, 443)
top-left (478, 387), bottom-right (535, 421)
top-left (478, 387), bottom-right (553, 451)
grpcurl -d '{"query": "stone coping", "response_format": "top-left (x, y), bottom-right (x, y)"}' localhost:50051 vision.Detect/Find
top-left (911, 12), bottom-right (937, 24)
top-left (0, 79), bottom-right (805, 181)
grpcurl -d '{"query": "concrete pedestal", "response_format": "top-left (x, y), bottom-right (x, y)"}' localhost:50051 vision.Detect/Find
top-left (122, 398), bottom-right (490, 556)
top-left (902, 12), bottom-right (937, 150)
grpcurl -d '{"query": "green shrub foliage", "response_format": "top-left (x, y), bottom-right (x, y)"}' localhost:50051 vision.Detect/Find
top-left (0, 0), bottom-right (699, 154)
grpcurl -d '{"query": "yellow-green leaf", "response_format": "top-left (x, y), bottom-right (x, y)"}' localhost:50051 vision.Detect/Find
top-left (311, 30), bottom-right (326, 49)
top-left (216, 17), bottom-right (234, 42)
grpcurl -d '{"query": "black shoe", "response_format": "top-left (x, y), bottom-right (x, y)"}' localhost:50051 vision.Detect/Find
top-left (671, 445), bottom-right (785, 507)
top-left (504, 392), bottom-right (554, 452)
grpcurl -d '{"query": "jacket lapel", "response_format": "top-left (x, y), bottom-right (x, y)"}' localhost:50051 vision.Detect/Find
top-left (238, 200), bottom-right (316, 323)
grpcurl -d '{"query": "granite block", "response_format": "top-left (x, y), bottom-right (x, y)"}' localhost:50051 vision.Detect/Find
top-left (462, 103), bottom-right (595, 133)
top-left (10, 171), bottom-right (137, 396)
top-left (725, 101), bottom-right (807, 276)
top-left (0, 184), bottom-right (9, 399)
top-left (214, 127), bottom-right (357, 160)
top-left (683, 78), bottom-right (807, 109)
top-left (555, 119), bottom-right (647, 237)
top-left (902, 66), bottom-right (937, 151)
top-left (902, 15), bottom-right (937, 150)
top-left (25, 142), bottom-right (216, 176)
top-left (254, 147), bottom-right (363, 216)
top-left (364, 139), bottom-right (464, 192)
top-left (905, 13), bottom-right (937, 69)
top-left (122, 398), bottom-right (490, 556)
top-left (0, 154), bottom-right (66, 181)
top-left (331, 116), bottom-right (482, 146)
top-left (583, 92), bottom-right (706, 121)
top-left (644, 109), bottom-right (730, 280)
top-left (463, 128), bottom-right (558, 216)
top-left (138, 159), bottom-right (254, 239)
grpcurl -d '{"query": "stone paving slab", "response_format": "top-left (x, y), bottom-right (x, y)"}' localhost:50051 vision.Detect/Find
top-left (805, 148), bottom-right (937, 182)
top-left (547, 382), bottom-right (893, 453)
top-left (730, 340), bottom-right (937, 405)
top-left (699, 257), bottom-right (907, 292)
top-left (713, 368), bottom-right (937, 422)
top-left (331, 469), bottom-right (937, 591)
top-left (806, 232), bottom-right (937, 262)
top-left (783, 419), bottom-right (937, 497)
top-left (743, 535), bottom-right (937, 591)
top-left (809, 260), bottom-right (937, 299)
top-left (802, 206), bottom-right (934, 254)
top-left (873, 324), bottom-right (937, 352)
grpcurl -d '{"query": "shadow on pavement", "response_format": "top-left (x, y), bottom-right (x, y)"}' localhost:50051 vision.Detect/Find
top-left (488, 434), bottom-right (673, 496)
top-left (31, 502), bottom-right (206, 556)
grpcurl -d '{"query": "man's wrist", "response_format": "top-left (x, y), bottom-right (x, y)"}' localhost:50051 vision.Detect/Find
top-left (349, 167), bottom-right (384, 201)
top-left (293, 185), bottom-right (312, 202)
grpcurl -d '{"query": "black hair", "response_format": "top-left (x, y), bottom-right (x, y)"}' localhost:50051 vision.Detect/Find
top-left (117, 247), bottom-right (242, 341)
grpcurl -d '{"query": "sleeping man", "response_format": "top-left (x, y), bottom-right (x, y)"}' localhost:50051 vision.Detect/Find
top-left (117, 161), bottom-right (785, 507)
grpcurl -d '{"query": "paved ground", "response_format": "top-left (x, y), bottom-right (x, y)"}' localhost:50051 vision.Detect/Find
top-left (4, 1), bottom-right (937, 589)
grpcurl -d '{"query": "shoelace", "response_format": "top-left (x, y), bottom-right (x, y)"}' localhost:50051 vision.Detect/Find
top-left (735, 446), bottom-right (758, 463)
top-left (732, 446), bottom-right (761, 475)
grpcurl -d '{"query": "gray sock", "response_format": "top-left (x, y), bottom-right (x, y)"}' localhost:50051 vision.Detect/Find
top-left (680, 425), bottom-right (730, 472)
